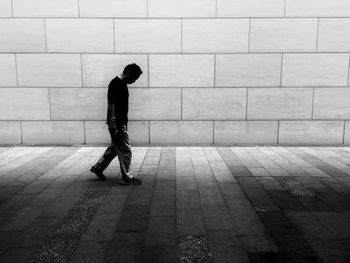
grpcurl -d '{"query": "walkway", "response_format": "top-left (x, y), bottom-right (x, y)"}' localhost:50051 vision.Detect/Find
top-left (0, 146), bottom-right (350, 262)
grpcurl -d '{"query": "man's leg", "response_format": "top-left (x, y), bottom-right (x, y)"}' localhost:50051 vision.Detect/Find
top-left (111, 126), bottom-right (141, 185)
top-left (92, 145), bottom-right (117, 172)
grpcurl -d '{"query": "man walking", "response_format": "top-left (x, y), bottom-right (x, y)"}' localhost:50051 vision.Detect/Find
top-left (90, 63), bottom-right (142, 185)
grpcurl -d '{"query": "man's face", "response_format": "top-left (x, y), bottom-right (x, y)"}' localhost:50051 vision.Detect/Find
top-left (125, 72), bottom-right (141, 84)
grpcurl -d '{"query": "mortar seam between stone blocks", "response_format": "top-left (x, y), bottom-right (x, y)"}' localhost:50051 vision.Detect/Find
top-left (180, 88), bottom-right (183, 120)
top-left (343, 121), bottom-right (346, 144)
top-left (280, 53), bottom-right (284, 86)
top-left (284, 0), bottom-right (287, 17)
top-left (80, 53), bottom-right (83, 87)
top-left (146, 0), bottom-right (149, 18)
top-left (112, 19), bottom-right (116, 53)
top-left (14, 54), bottom-right (19, 87)
top-left (277, 120), bottom-right (280, 144)
top-left (44, 18), bottom-right (48, 52)
top-left (147, 53), bottom-right (150, 87)
top-left (212, 120), bottom-right (214, 144)
top-left (180, 19), bottom-right (183, 53)
top-left (4, 16), bottom-right (350, 19)
top-left (20, 120), bottom-right (23, 144)
top-left (77, 0), bottom-right (80, 17)
top-left (316, 18), bottom-right (320, 52)
top-left (248, 18), bottom-right (251, 53)
top-left (215, 0), bottom-right (217, 17)
top-left (149, 120), bottom-right (151, 144)
top-left (48, 88), bottom-right (52, 120)
top-left (311, 87), bottom-right (315, 119)
top-left (10, 0), bottom-right (14, 16)
top-left (347, 54), bottom-right (350, 86)
top-left (83, 121), bottom-right (86, 144)
top-left (213, 54), bottom-right (216, 87)
top-left (245, 88), bottom-right (248, 120)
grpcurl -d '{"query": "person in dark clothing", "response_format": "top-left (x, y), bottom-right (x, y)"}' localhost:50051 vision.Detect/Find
top-left (90, 63), bottom-right (143, 185)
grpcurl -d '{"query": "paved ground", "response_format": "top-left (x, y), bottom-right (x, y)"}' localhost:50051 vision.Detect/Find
top-left (0, 146), bottom-right (350, 263)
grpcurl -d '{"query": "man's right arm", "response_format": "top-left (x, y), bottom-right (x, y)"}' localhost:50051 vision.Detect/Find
top-left (107, 101), bottom-right (117, 129)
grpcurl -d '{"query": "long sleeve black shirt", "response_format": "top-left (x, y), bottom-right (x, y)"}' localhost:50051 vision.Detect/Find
top-left (106, 76), bottom-right (129, 127)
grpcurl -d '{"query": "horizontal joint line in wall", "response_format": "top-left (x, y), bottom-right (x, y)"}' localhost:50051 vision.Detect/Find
top-left (3, 119), bottom-right (349, 122)
top-left (3, 52), bottom-right (350, 55)
top-left (1, 16), bottom-right (350, 19)
top-left (5, 85), bottom-right (350, 90)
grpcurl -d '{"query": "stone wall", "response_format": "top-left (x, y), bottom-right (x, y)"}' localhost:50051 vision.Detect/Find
top-left (1, 0), bottom-right (350, 144)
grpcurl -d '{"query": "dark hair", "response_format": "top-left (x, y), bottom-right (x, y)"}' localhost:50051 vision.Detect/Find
top-left (123, 63), bottom-right (143, 75)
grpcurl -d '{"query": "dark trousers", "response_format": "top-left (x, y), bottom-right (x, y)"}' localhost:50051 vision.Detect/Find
top-left (92, 125), bottom-right (132, 177)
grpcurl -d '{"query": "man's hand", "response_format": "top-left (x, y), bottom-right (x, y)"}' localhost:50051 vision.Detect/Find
top-left (109, 119), bottom-right (119, 136)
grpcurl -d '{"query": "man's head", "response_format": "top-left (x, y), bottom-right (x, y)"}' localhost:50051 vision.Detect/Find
top-left (122, 63), bottom-right (143, 84)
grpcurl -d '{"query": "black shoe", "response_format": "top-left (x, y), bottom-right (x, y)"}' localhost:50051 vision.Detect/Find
top-left (120, 176), bottom-right (142, 185)
top-left (90, 167), bottom-right (106, 181)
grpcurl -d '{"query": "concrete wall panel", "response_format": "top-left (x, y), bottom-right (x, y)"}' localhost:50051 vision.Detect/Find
top-left (250, 18), bottom-right (318, 52)
top-left (22, 121), bottom-right (84, 144)
top-left (13, 0), bottom-right (78, 17)
top-left (0, 19), bottom-right (45, 52)
top-left (46, 19), bottom-right (114, 52)
top-left (182, 88), bottom-right (246, 120)
top-left (17, 54), bottom-right (82, 87)
top-left (279, 121), bottom-right (344, 144)
top-left (82, 54), bottom-right (148, 88)
top-left (282, 54), bottom-right (349, 86)
top-left (214, 121), bottom-right (278, 144)
top-left (0, 121), bottom-right (21, 144)
top-left (247, 88), bottom-right (313, 119)
top-left (115, 19), bottom-right (181, 53)
top-left (0, 54), bottom-right (17, 87)
top-left (0, 88), bottom-right (50, 120)
top-left (216, 54), bottom-right (281, 87)
top-left (149, 55), bottom-right (214, 87)
top-left (150, 121), bottom-right (213, 143)
top-left (182, 19), bottom-right (249, 53)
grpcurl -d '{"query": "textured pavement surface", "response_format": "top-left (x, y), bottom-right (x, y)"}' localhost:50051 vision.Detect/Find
top-left (0, 146), bottom-right (350, 262)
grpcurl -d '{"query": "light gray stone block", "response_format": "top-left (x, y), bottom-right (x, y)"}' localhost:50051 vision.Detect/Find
top-left (114, 19), bottom-right (181, 53)
top-left (282, 54), bottom-right (349, 86)
top-left (0, 88), bottom-right (50, 120)
top-left (0, 19), bottom-right (45, 52)
top-left (82, 54), bottom-right (148, 87)
top-left (214, 121), bottom-right (278, 143)
top-left (217, 0), bottom-right (284, 17)
top-left (182, 19), bottom-right (249, 53)
top-left (129, 88), bottom-right (181, 120)
top-left (0, 121), bottom-right (21, 144)
top-left (279, 121), bottom-right (344, 144)
top-left (13, 0), bottom-right (78, 17)
top-left (247, 88), bottom-right (313, 119)
top-left (17, 54), bottom-right (82, 87)
top-left (148, 0), bottom-right (215, 17)
top-left (22, 121), bottom-right (84, 144)
top-left (0, 0), bottom-right (12, 17)
top-left (79, 0), bottom-right (147, 17)
top-left (150, 121), bottom-right (213, 143)
top-left (215, 54), bottom-right (281, 87)
top-left (182, 88), bottom-right (246, 120)
top-left (318, 19), bottom-right (350, 52)
top-left (313, 88), bottom-right (350, 119)
top-left (0, 54), bottom-right (17, 87)
top-left (286, 0), bottom-right (350, 17)
top-left (46, 19), bottom-right (114, 52)
top-left (250, 18), bottom-right (318, 52)
top-left (85, 121), bottom-right (149, 144)
top-left (50, 88), bottom-right (106, 120)
top-left (149, 54), bottom-right (214, 87)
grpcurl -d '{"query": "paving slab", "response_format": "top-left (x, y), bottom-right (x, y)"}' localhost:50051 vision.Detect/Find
top-left (0, 146), bottom-right (349, 262)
